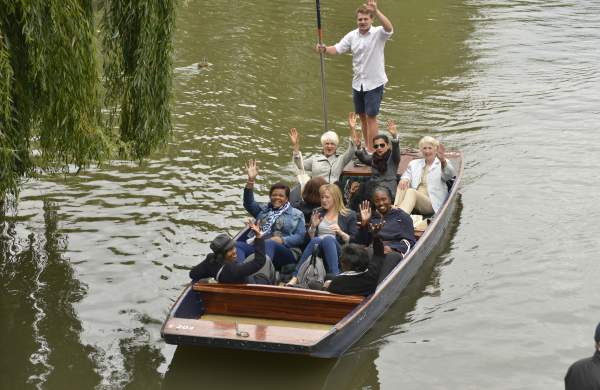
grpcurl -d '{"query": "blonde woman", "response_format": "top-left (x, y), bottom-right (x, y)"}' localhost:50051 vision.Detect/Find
top-left (287, 184), bottom-right (358, 285)
top-left (394, 136), bottom-right (456, 215)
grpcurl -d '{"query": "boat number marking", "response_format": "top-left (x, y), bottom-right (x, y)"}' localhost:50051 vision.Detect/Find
top-left (175, 324), bottom-right (194, 330)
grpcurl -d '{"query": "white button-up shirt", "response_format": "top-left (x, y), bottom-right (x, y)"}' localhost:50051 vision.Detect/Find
top-left (334, 26), bottom-right (393, 92)
top-left (401, 157), bottom-right (456, 213)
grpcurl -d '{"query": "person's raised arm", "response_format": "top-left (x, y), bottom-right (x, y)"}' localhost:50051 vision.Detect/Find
top-left (231, 222), bottom-right (266, 279)
top-left (243, 159), bottom-right (262, 217)
top-left (355, 200), bottom-right (373, 245)
top-left (366, 221), bottom-right (386, 282)
top-left (341, 112), bottom-right (361, 165)
top-left (367, 0), bottom-right (393, 33)
top-left (387, 119), bottom-right (401, 164)
top-left (355, 146), bottom-right (372, 165)
top-left (289, 128), bottom-right (300, 153)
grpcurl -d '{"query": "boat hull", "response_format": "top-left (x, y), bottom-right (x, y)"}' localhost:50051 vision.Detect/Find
top-left (161, 151), bottom-right (463, 357)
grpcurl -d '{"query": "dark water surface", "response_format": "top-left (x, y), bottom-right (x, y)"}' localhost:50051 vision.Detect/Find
top-left (2, 0), bottom-right (600, 389)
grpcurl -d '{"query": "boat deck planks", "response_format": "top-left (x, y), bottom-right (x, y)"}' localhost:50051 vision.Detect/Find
top-left (163, 317), bottom-right (331, 347)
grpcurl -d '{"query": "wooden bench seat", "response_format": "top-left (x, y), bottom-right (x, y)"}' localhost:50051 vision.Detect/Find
top-left (192, 283), bottom-right (364, 325)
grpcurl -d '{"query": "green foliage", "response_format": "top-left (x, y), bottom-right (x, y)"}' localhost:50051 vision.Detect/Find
top-left (0, 0), bottom-right (175, 201)
top-left (101, 0), bottom-right (175, 160)
top-left (0, 22), bottom-right (32, 200)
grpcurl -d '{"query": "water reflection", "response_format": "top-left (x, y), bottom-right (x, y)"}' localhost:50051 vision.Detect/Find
top-left (164, 347), bottom-right (337, 390)
top-left (0, 202), bottom-right (101, 389)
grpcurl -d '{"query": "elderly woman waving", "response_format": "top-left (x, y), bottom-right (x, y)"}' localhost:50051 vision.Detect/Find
top-left (394, 136), bottom-right (456, 215)
top-left (290, 113), bottom-right (361, 184)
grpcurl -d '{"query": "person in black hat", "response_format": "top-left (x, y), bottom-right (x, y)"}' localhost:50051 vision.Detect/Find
top-left (189, 223), bottom-right (266, 283)
top-left (564, 322), bottom-right (600, 390)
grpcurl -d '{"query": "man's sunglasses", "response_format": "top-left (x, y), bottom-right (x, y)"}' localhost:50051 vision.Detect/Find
top-left (374, 143), bottom-right (386, 149)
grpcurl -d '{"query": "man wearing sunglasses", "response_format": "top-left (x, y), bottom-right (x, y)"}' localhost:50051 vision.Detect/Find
top-left (316, 0), bottom-right (393, 152)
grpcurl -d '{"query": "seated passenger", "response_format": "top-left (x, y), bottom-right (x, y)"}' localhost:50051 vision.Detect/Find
top-left (236, 160), bottom-right (306, 269)
top-left (189, 224), bottom-right (266, 283)
top-left (394, 136), bottom-right (456, 215)
top-left (286, 184), bottom-right (358, 286)
top-left (289, 112), bottom-right (361, 184)
top-left (355, 187), bottom-right (415, 281)
top-left (325, 223), bottom-right (386, 296)
top-left (292, 176), bottom-right (327, 226)
top-left (355, 119), bottom-right (401, 201)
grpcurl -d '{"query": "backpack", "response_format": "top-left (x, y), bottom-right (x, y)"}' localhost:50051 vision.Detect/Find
top-left (296, 245), bottom-right (326, 289)
top-left (243, 253), bottom-right (276, 285)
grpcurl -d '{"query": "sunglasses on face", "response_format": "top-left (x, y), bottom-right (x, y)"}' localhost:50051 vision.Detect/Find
top-left (374, 143), bottom-right (386, 149)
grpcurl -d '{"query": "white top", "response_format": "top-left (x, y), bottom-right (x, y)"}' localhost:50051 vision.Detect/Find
top-left (334, 26), bottom-right (393, 91)
top-left (401, 157), bottom-right (456, 213)
top-left (318, 217), bottom-right (337, 237)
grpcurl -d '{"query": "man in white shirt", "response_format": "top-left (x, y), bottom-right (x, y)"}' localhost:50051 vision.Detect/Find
top-left (317, 0), bottom-right (393, 152)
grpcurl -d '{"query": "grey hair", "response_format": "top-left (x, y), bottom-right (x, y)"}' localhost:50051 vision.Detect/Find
top-left (418, 135), bottom-right (439, 150)
top-left (320, 131), bottom-right (339, 145)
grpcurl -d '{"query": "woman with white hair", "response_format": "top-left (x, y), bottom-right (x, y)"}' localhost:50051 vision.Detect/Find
top-left (289, 113), bottom-right (361, 184)
top-left (394, 136), bottom-right (456, 215)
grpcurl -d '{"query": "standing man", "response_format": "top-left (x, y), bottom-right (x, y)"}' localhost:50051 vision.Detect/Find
top-left (317, 0), bottom-right (393, 152)
top-left (564, 322), bottom-right (600, 389)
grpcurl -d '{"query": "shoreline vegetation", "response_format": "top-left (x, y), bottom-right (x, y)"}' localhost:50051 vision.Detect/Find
top-left (0, 1), bottom-right (176, 202)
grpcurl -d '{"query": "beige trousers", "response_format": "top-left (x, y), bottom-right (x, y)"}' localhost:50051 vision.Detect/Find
top-left (394, 187), bottom-right (434, 215)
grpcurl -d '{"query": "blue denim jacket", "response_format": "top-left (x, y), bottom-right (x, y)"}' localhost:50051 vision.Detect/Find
top-left (243, 188), bottom-right (306, 248)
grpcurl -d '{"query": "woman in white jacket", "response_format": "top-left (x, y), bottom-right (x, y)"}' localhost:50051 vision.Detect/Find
top-left (394, 136), bottom-right (455, 215)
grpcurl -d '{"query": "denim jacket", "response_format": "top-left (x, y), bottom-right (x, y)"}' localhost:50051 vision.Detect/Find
top-left (243, 188), bottom-right (306, 248)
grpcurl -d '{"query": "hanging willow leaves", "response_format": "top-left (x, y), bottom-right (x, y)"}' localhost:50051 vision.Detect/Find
top-left (101, 0), bottom-right (175, 160)
top-left (0, 0), bottom-right (175, 201)
top-left (1, 4), bottom-right (35, 199)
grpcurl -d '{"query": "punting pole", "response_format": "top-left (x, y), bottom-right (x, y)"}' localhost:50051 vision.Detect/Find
top-left (316, 0), bottom-right (329, 132)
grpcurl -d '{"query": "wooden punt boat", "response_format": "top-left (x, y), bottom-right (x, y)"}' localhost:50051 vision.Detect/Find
top-left (161, 149), bottom-right (464, 358)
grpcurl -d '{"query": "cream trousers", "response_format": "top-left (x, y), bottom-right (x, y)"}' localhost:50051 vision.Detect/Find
top-left (394, 187), bottom-right (434, 215)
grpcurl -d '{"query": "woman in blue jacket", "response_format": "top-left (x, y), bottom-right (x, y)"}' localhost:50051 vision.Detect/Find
top-left (236, 159), bottom-right (306, 269)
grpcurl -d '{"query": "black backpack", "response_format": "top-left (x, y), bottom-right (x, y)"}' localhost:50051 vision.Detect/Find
top-left (296, 246), bottom-right (326, 289)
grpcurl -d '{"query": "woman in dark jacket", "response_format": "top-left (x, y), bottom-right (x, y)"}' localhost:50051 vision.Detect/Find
top-left (355, 118), bottom-right (401, 200)
top-left (287, 184), bottom-right (358, 285)
top-left (325, 222), bottom-right (386, 297)
top-left (189, 224), bottom-right (266, 283)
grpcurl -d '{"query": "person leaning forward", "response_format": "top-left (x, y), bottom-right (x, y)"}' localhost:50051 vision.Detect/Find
top-left (189, 225), bottom-right (266, 284)
top-left (564, 322), bottom-right (600, 390)
top-left (317, 0), bottom-right (393, 152)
